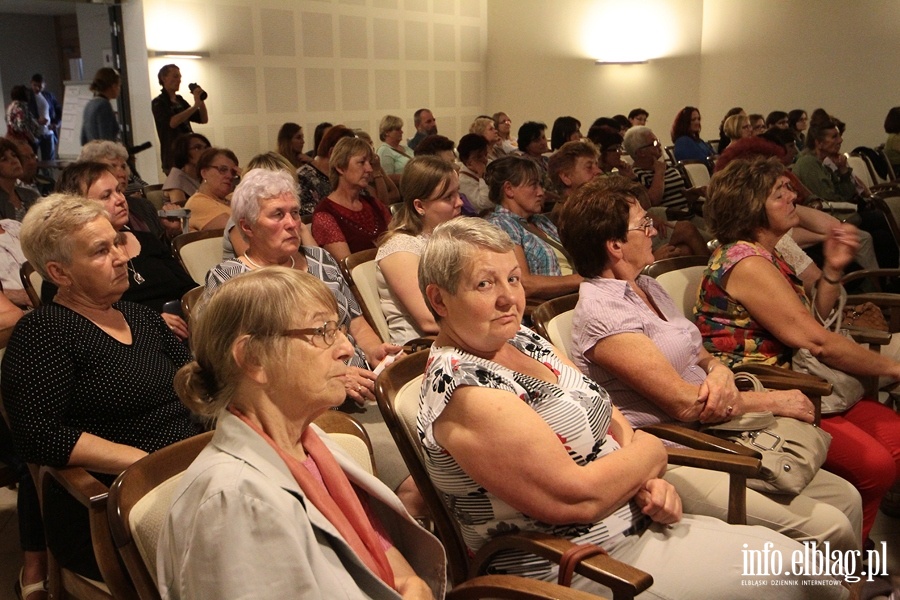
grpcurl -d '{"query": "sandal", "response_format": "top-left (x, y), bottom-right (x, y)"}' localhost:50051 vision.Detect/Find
top-left (14, 568), bottom-right (46, 600)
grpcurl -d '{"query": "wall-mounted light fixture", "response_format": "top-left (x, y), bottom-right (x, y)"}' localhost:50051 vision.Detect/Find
top-left (594, 59), bottom-right (649, 65)
top-left (148, 50), bottom-right (210, 59)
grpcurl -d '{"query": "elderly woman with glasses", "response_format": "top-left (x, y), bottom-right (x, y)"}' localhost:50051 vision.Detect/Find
top-left (694, 156), bottom-right (900, 545)
top-left (416, 217), bottom-right (846, 599)
top-left (202, 168), bottom-right (423, 509)
top-left (186, 147), bottom-right (240, 231)
top-left (556, 174), bottom-right (861, 554)
top-left (159, 268), bottom-right (443, 599)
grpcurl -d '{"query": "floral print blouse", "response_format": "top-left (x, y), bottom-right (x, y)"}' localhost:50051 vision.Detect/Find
top-left (694, 240), bottom-right (808, 368)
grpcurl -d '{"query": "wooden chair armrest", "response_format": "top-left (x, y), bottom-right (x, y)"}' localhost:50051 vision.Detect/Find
top-left (665, 447), bottom-right (760, 476)
top-left (39, 465), bottom-right (108, 508)
top-left (845, 326), bottom-right (892, 345)
top-left (471, 531), bottom-right (653, 600)
top-left (639, 424), bottom-right (759, 457)
top-left (449, 575), bottom-right (609, 600)
top-left (733, 364), bottom-right (834, 397)
top-left (842, 268), bottom-right (900, 285)
top-left (846, 292), bottom-right (900, 308)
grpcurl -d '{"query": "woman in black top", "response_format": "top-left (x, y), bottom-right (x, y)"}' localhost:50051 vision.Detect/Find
top-left (55, 162), bottom-right (196, 338)
top-left (2, 194), bottom-right (202, 580)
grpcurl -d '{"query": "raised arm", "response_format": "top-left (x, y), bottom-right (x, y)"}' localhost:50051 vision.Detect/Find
top-left (725, 256), bottom-right (900, 380)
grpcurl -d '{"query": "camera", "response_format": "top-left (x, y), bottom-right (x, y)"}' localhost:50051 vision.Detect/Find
top-left (188, 83), bottom-right (208, 101)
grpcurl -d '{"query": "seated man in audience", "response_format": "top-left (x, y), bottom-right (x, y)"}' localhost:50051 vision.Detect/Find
top-left (407, 107), bottom-right (437, 151)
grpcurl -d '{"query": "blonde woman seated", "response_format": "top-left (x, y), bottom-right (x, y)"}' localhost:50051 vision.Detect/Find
top-left (417, 217), bottom-right (846, 599)
top-left (375, 115), bottom-right (412, 185)
top-left (556, 175), bottom-right (861, 553)
top-left (376, 156), bottom-right (462, 346)
top-left (159, 268), bottom-right (444, 599)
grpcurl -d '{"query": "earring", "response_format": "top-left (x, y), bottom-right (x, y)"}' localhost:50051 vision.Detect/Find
top-left (417, 210), bottom-right (425, 216)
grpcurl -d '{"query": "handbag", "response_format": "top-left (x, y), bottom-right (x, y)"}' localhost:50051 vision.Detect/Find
top-left (842, 301), bottom-right (888, 331)
top-left (703, 373), bottom-right (832, 496)
top-left (791, 286), bottom-right (865, 414)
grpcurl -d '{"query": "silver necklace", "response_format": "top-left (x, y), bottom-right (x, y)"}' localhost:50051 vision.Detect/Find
top-left (128, 260), bottom-right (145, 284)
top-left (243, 251), bottom-right (295, 270)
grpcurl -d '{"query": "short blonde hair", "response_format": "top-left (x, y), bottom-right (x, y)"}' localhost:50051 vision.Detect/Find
top-left (175, 268), bottom-right (338, 418)
top-left (418, 218), bottom-right (513, 319)
top-left (469, 117), bottom-right (494, 138)
top-left (20, 194), bottom-right (109, 280)
top-left (723, 114), bottom-right (750, 141)
top-left (378, 115), bottom-right (403, 141)
top-left (329, 137), bottom-right (375, 189)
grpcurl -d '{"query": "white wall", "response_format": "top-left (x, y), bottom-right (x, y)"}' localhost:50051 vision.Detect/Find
top-left (486, 0), bottom-right (900, 150)
top-left (131, 0), bottom-right (488, 182)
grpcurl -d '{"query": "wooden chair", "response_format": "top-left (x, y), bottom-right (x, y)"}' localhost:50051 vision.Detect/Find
top-left (375, 350), bottom-right (655, 600)
top-left (179, 286), bottom-right (204, 325)
top-left (35, 464), bottom-right (138, 600)
top-left (340, 248), bottom-right (391, 342)
top-left (109, 413), bottom-right (583, 600)
top-left (20, 261), bottom-right (43, 309)
top-left (172, 229), bottom-right (225, 286)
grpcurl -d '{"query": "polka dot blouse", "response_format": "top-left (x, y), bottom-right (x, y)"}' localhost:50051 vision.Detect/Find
top-left (1, 301), bottom-right (201, 471)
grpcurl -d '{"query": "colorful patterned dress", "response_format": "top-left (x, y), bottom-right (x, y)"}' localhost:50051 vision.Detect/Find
top-left (694, 240), bottom-right (808, 368)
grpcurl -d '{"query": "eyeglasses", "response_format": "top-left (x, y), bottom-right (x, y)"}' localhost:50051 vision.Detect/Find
top-left (189, 144), bottom-right (208, 151)
top-left (279, 321), bottom-right (347, 349)
top-left (627, 215), bottom-right (655, 236)
top-left (605, 146), bottom-right (624, 154)
top-left (212, 165), bottom-right (240, 177)
top-left (636, 139), bottom-right (660, 152)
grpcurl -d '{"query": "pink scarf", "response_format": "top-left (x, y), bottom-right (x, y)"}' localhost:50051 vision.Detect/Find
top-left (229, 407), bottom-right (396, 589)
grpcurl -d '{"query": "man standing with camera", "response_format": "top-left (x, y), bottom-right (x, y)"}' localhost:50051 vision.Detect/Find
top-left (151, 64), bottom-right (208, 174)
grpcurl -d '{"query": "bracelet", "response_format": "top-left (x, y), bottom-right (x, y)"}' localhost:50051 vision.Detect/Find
top-left (705, 360), bottom-right (718, 374)
top-left (821, 272), bottom-right (842, 285)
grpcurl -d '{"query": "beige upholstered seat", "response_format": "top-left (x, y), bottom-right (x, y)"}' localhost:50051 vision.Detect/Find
top-left (340, 248), bottom-right (391, 342)
top-left (172, 229), bottom-right (225, 286)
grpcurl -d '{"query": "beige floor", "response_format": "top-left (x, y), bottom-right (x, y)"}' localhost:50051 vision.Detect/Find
top-left (0, 482), bottom-right (897, 600)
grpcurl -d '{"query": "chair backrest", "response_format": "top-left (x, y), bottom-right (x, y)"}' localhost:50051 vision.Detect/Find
top-left (108, 432), bottom-right (214, 600)
top-left (172, 229), bottom-right (225, 286)
top-left (180, 286), bottom-right (204, 325)
top-left (643, 255), bottom-right (709, 320)
top-left (340, 249), bottom-right (390, 342)
top-left (20, 261), bottom-right (43, 309)
top-left (870, 196), bottom-right (900, 250)
top-left (846, 154), bottom-right (875, 189)
top-left (530, 293), bottom-right (579, 361)
top-left (313, 410), bottom-right (376, 476)
top-left (679, 160), bottom-right (712, 188)
top-left (374, 350), bottom-right (471, 585)
top-left (662, 145), bottom-right (676, 166)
